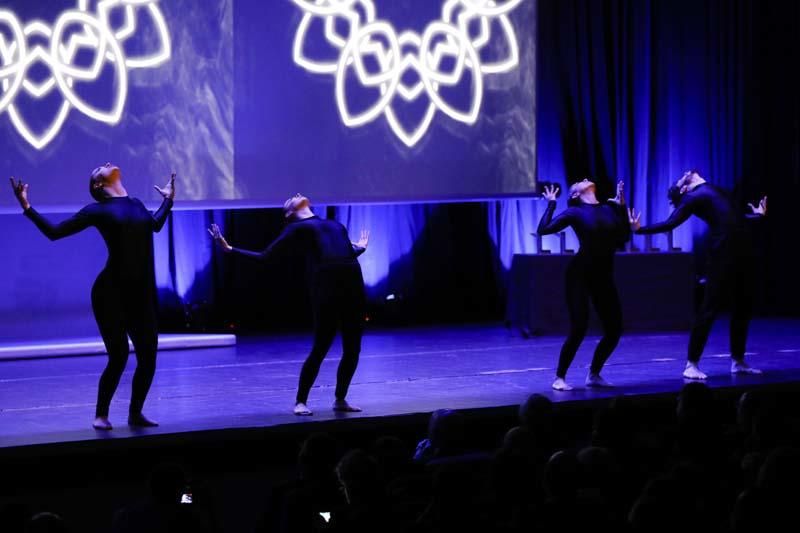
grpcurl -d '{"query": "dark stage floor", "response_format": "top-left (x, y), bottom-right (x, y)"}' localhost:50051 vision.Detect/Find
top-left (1, 319), bottom-right (799, 450)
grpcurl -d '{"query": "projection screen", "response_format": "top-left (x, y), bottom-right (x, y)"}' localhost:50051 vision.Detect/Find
top-left (0, 0), bottom-right (536, 212)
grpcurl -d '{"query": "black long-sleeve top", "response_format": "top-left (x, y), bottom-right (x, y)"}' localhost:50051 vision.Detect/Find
top-left (635, 183), bottom-right (754, 254)
top-left (537, 200), bottom-right (631, 265)
top-left (231, 216), bottom-right (365, 280)
top-left (24, 197), bottom-right (173, 284)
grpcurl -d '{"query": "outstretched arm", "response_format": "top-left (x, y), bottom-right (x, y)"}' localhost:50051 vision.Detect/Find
top-left (208, 223), bottom-right (296, 263)
top-left (24, 209), bottom-right (92, 241)
top-left (151, 173), bottom-right (176, 232)
top-left (536, 185), bottom-right (573, 235)
top-left (10, 177), bottom-right (91, 240)
top-left (635, 202), bottom-right (693, 235)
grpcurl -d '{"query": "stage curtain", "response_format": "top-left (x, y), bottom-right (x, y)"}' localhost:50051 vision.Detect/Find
top-left (532, 0), bottom-right (749, 255)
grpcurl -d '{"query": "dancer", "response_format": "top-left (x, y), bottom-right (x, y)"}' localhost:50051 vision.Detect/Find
top-left (209, 194), bottom-right (369, 416)
top-left (538, 179), bottom-right (631, 391)
top-left (629, 170), bottom-right (767, 379)
top-left (10, 165), bottom-right (175, 430)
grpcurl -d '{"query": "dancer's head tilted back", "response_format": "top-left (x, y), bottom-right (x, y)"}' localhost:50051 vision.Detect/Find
top-left (568, 178), bottom-right (599, 206)
top-left (668, 169), bottom-right (705, 206)
top-left (89, 162), bottom-right (123, 202)
top-left (676, 169), bottom-right (703, 190)
top-left (283, 193), bottom-right (314, 221)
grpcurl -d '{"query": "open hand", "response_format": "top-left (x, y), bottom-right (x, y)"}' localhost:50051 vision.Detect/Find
top-left (748, 196), bottom-right (767, 217)
top-left (610, 180), bottom-right (625, 205)
top-left (207, 223), bottom-right (233, 252)
top-left (628, 208), bottom-right (642, 231)
top-left (542, 184), bottom-right (559, 201)
top-left (9, 177), bottom-right (30, 210)
top-left (353, 230), bottom-right (370, 249)
top-left (154, 172), bottom-right (176, 200)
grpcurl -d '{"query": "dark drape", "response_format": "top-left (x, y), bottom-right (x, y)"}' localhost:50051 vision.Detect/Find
top-left (537, 0), bottom-right (752, 247)
top-left (744, 0), bottom-right (800, 314)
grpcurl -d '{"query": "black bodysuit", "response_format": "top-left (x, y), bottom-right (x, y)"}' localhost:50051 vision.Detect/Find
top-left (636, 183), bottom-right (756, 362)
top-left (537, 200), bottom-right (631, 378)
top-left (232, 216), bottom-right (366, 404)
top-left (24, 197), bottom-right (173, 417)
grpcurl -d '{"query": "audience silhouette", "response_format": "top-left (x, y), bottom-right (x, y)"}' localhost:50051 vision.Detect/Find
top-left (2, 385), bottom-right (799, 533)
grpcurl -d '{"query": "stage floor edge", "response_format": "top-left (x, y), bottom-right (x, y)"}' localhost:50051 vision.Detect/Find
top-left (0, 334), bottom-right (237, 360)
top-left (1, 319), bottom-right (799, 451)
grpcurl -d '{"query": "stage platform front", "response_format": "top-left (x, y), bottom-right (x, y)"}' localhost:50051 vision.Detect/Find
top-left (1, 319), bottom-right (799, 453)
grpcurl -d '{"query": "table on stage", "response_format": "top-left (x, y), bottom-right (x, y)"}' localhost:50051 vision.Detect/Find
top-left (506, 252), bottom-right (695, 336)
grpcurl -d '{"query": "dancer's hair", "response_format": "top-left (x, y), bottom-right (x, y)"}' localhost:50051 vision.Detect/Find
top-left (667, 185), bottom-right (683, 207)
top-left (89, 169), bottom-right (109, 202)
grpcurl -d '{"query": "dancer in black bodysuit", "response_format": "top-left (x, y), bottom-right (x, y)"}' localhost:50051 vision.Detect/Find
top-left (537, 180), bottom-right (631, 391)
top-left (629, 170), bottom-right (767, 379)
top-left (209, 194), bottom-right (369, 416)
top-left (10, 165), bottom-right (175, 430)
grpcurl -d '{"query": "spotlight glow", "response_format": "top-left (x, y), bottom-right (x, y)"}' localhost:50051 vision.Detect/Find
top-left (0, 0), bottom-right (171, 150)
top-left (292, 0), bottom-right (523, 147)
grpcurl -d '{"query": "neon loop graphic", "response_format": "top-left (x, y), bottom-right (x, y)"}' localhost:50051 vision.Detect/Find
top-left (292, 0), bottom-right (523, 147)
top-left (0, 0), bottom-right (171, 150)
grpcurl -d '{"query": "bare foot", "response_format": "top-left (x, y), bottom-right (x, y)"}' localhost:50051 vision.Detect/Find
top-left (552, 377), bottom-right (573, 391)
top-left (93, 416), bottom-right (113, 430)
top-left (128, 413), bottom-right (159, 427)
top-left (294, 403), bottom-right (313, 416)
top-left (731, 360), bottom-right (762, 375)
top-left (683, 362), bottom-right (707, 380)
top-left (332, 400), bottom-right (362, 412)
top-left (585, 373), bottom-right (614, 388)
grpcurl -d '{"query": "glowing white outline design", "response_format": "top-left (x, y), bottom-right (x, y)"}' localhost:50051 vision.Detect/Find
top-left (0, 0), bottom-right (171, 150)
top-left (292, 0), bottom-right (523, 147)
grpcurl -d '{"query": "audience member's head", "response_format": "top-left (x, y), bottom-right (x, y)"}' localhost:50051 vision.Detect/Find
top-left (737, 390), bottom-right (763, 434)
top-left (731, 447), bottom-right (799, 531)
top-left (730, 489), bottom-right (763, 533)
top-left (370, 436), bottom-right (410, 483)
top-left (25, 512), bottom-right (67, 533)
top-left (501, 425), bottom-right (534, 454)
top-left (756, 446), bottom-right (800, 494)
top-left (629, 495), bottom-right (674, 532)
top-left (676, 382), bottom-right (714, 425)
top-left (543, 451), bottom-right (579, 501)
top-left (491, 426), bottom-right (543, 508)
top-left (298, 432), bottom-right (339, 481)
top-left (577, 446), bottom-right (617, 490)
top-left (593, 396), bottom-right (637, 450)
top-left (519, 393), bottom-right (553, 434)
top-left (628, 477), bottom-right (684, 533)
top-left (336, 450), bottom-right (383, 505)
top-left (740, 452), bottom-right (764, 488)
top-left (427, 409), bottom-right (467, 458)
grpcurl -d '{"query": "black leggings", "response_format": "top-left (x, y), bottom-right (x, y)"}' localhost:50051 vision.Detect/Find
top-left (296, 266), bottom-right (365, 404)
top-left (92, 271), bottom-right (159, 417)
top-left (557, 260), bottom-right (623, 379)
top-left (688, 254), bottom-right (754, 363)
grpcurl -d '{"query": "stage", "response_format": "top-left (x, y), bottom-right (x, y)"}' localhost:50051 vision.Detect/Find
top-left (1, 319), bottom-right (799, 451)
